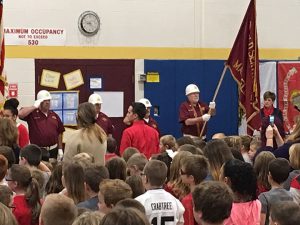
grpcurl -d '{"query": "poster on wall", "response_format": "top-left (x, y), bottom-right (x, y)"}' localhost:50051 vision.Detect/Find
top-left (50, 91), bottom-right (79, 126)
top-left (50, 92), bottom-right (63, 110)
top-left (277, 62), bottom-right (300, 133)
top-left (40, 69), bottom-right (61, 88)
top-left (4, 27), bottom-right (66, 46)
top-left (63, 69), bottom-right (84, 90)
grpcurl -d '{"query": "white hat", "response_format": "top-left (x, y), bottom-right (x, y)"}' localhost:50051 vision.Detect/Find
top-left (88, 93), bottom-right (103, 104)
top-left (138, 98), bottom-right (152, 108)
top-left (185, 84), bottom-right (200, 96)
top-left (37, 90), bottom-right (52, 101)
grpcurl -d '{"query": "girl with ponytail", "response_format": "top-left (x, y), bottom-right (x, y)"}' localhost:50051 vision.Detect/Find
top-left (6, 164), bottom-right (41, 225)
top-left (64, 102), bottom-right (107, 165)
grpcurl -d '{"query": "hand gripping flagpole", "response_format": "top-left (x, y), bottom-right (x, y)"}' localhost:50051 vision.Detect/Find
top-left (199, 65), bottom-right (228, 138)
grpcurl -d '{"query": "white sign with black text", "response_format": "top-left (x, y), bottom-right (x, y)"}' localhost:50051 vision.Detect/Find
top-left (4, 27), bottom-right (66, 46)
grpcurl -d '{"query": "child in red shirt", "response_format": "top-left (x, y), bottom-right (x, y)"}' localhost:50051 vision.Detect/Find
top-left (180, 155), bottom-right (209, 225)
top-left (6, 164), bottom-right (41, 225)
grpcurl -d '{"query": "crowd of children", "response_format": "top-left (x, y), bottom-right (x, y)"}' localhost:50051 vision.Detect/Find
top-left (0, 128), bottom-right (299, 225)
top-left (0, 94), bottom-right (300, 225)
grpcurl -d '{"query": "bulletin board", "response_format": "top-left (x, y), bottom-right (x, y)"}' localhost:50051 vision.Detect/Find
top-left (50, 91), bottom-right (79, 126)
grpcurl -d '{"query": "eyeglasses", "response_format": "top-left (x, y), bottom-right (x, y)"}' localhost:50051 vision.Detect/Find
top-left (180, 169), bottom-right (189, 176)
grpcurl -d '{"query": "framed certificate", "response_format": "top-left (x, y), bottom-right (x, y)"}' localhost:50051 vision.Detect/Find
top-left (50, 91), bottom-right (79, 126)
top-left (90, 77), bottom-right (102, 89)
top-left (53, 110), bottom-right (63, 121)
top-left (63, 110), bottom-right (77, 126)
top-left (40, 69), bottom-right (61, 88)
top-left (63, 69), bottom-right (84, 90)
top-left (63, 92), bottom-right (79, 110)
top-left (50, 93), bottom-right (63, 110)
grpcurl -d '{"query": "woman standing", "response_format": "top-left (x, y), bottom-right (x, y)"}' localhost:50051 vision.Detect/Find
top-left (3, 98), bottom-right (29, 148)
top-left (260, 91), bottom-right (285, 147)
top-left (64, 102), bottom-right (107, 165)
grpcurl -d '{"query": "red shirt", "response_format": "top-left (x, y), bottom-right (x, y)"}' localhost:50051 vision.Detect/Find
top-left (13, 195), bottom-right (38, 225)
top-left (120, 120), bottom-right (159, 159)
top-left (291, 175), bottom-right (300, 189)
top-left (22, 109), bottom-right (65, 147)
top-left (17, 123), bottom-right (30, 148)
top-left (179, 101), bottom-right (209, 137)
top-left (181, 193), bottom-right (196, 225)
top-left (96, 112), bottom-right (114, 135)
top-left (105, 153), bottom-right (118, 161)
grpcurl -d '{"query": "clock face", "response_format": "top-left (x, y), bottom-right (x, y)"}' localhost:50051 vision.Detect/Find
top-left (78, 11), bottom-right (100, 36)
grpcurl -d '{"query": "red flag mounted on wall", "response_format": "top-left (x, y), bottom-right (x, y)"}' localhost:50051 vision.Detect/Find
top-left (0, 0), bottom-right (6, 108)
top-left (226, 0), bottom-right (260, 135)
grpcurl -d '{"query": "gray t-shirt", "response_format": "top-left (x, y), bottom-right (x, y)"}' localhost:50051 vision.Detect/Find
top-left (258, 188), bottom-right (293, 225)
top-left (283, 170), bottom-right (300, 190)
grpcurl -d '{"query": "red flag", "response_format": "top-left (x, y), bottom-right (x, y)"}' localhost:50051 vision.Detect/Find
top-left (226, 0), bottom-right (260, 135)
top-left (0, 0), bottom-right (5, 99)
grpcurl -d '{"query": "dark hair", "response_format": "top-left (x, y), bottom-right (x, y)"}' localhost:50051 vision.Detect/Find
top-left (193, 137), bottom-right (207, 150)
top-left (223, 159), bottom-right (257, 201)
top-left (176, 136), bottom-right (194, 147)
top-left (20, 144), bottom-right (42, 167)
top-left (179, 144), bottom-right (203, 155)
top-left (122, 147), bottom-right (139, 162)
top-left (99, 179), bottom-right (133, 207)
top-left (192, 181), bottom-right (233, 224)
top-left (127, 153), bottom-right (148, 172)
top-left (77, 102), bottom-right (106, 144)
top-left (106, 157), bottom-right (127, 181)
top-left (10, 164), bottom-right (41, 223)
top-left (270, 201), bottom-right (300, 225)
top-left (3, 98), bottom-right (19, 116)
top-left (230, 147), bottom-right (245, 161)
top-left (107, 137), bottom-right (117, 154)
top-left (63, 163), bottom-right (85, 204)
top-left (31, 169), bottom-right (45, 196)
top-left (0, 185), bottom-right (13, 207)
top-left (240, 135), bottom-right (252, 151)
top-left (100, 207), bottom-right (150, 225)
top-left (0, 146), bottom-right (15, 168)
top-left (263, 91), bottom-right (276, 101)
top-left (45, 163), bottom-right (63, 194)
top-left (131, 102), bottom-right (146, 120)
top-left (0, 155), bottom-right (8, 181)
top-left (116, 199), bottom-right (146, 214)
top-left (40, 147), bottom-right (50, 162)
top-left (144, 160), bottom-right (167, 187)
top-left (203, 139), bottom-right (233, 180)
top-left (125, 175), bottom-right (145, 198)
top-left (155, 152), bottom-right (172, 182)
top-left (182, 155), bottom-right (209, 184)
top-left (269, 158), bottom-right (291, 184)
top-left (84, 165), bottom-right (109, 193)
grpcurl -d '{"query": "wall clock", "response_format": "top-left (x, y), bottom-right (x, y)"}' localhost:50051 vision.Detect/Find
top-left (78, 11), bottom-right (100, 36)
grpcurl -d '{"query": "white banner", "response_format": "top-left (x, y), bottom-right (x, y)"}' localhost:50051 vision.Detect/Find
top-left (239, 62), bottom-right (277, 135)
top-left (259, 62), bottom-right (277, 107)
top-left (4, 27), bottom-right (66, 46)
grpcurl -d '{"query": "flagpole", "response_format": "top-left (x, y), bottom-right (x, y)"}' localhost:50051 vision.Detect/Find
top-left (200, 65), bottom-right (228, 138)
